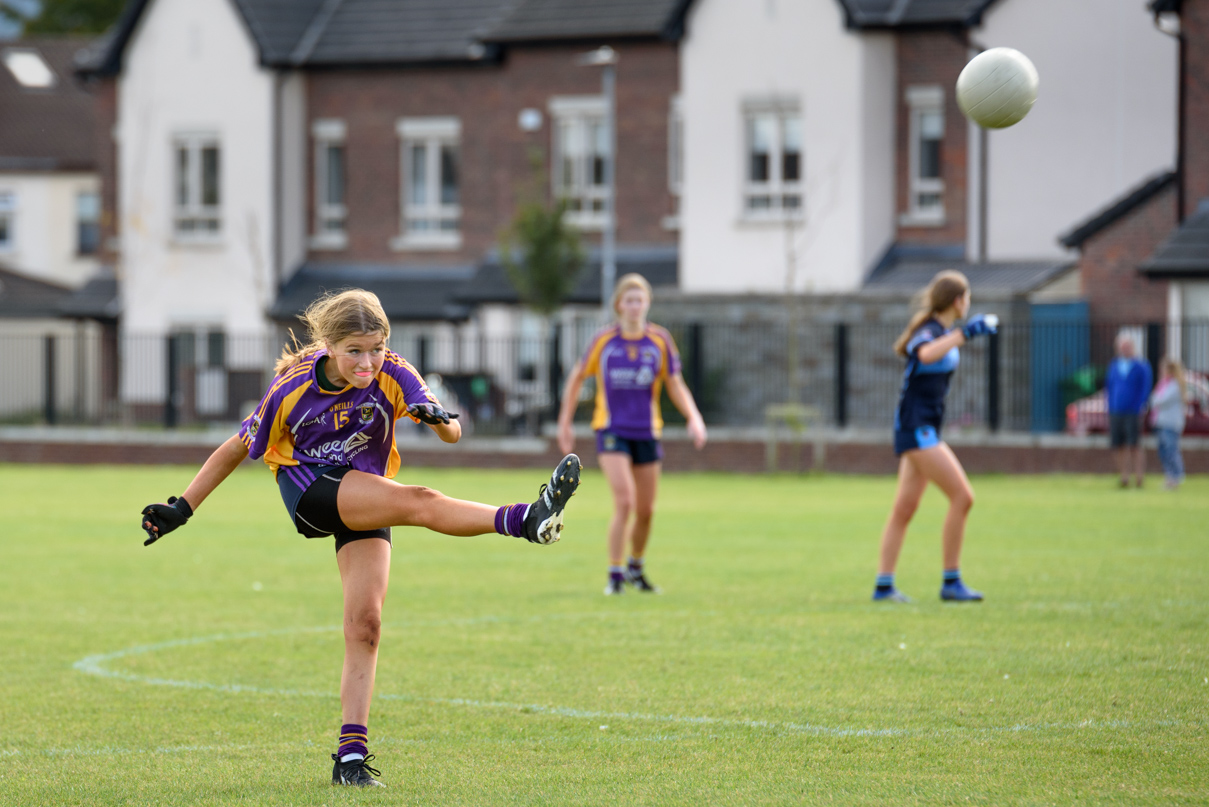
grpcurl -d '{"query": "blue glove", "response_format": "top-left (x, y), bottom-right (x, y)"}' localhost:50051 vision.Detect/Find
top-left (961, 314), bottom-right (997, 341)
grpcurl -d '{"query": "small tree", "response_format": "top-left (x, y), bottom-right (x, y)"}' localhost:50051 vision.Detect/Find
top-left (500, 167), bottom-right (584, 429)
top-left (501, 197), bottom-right (584, 318)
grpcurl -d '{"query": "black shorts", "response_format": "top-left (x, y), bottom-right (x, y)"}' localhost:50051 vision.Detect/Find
top-left (1109, 413), bottom-right (1141, 448)
top-left (596, 430), bottom-right (662, 465)
top-left (277, 464), bottom-right (391, 553)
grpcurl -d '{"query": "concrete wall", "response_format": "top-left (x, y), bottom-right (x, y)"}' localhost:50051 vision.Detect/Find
top-left (977, 0), bottom-right (1178, 261)
top-left (679, 0), bottom-right (896, 294)
top-left (0, 172), bottom-right (101, 287)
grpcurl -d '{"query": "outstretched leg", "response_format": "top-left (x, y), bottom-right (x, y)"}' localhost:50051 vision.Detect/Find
top-left (335, 455), bottom-right (580, 544)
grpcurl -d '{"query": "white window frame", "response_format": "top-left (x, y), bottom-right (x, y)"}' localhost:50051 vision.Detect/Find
top-left (901, 85), bottom-right (946, 227)
top-left (549, 95), bottom-right (610, 231)
top-left (741, 99), bottom-right (803, 222)
top-left (311, 119), bottom-right (347, 250)
top-left (663, 95), bottom-right (683, 231)
top-left (0, 191), bottom-right (16, 252)
top-left (392, 117), bottom-right (461, 251)
top-left (76, 190), bottom-right (101, 255)
top-left (172, 133), bottom-right (222, 242)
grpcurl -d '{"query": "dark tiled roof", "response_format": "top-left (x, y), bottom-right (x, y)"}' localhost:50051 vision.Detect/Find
top-left (863, 258), bottom-right (1073, 294)
top-left (1139, 202), bottom-right (1209, 278)
top-left (290, 0), bottom-right (509, 66)
top-left (482, 0), bottom-right (692, 43)
top-left (1058, 171), bottom-right (1176, 249)
top-left (457, 245), bottom-right (677, 304)
top-left (79, 0), bottom-right (514, 73)
top-left (270, 262), bottom-right (476, 322)
top-left (0, 37), bottom-right (97, 170)
top-left (836, 0), bottom-right (999, 28)
top-left (60, 266), bottom-right (120, 319)
top-left (232, 0), bottom-right (330, 64)
top-left (0, 264), bottom-right (73, 318)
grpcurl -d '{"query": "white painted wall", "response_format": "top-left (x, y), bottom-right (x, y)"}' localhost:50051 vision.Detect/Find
top-left (679, 0), bottom-right (896, 294)
top-left (976, 0), bottom-right (1177, 260)
top-left (0, 172), bottom-right (101, 287)
top-left (279, 70), bottom-right (308, 283)
top-left (116, 0), bottom-right (276, 361)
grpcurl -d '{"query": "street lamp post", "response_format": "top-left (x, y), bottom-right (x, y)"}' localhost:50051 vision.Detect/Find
top-left (578, 46), bottom-right (618, 315)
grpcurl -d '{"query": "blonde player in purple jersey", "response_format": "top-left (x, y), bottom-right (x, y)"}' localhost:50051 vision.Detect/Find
top-left (557, 274), bottom-right (706, 595)
top-left (139, 289), bottom-right (581, 788)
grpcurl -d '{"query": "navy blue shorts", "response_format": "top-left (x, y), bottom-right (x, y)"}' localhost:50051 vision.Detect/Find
top-left (894, 424), bottom-right (942, 456)
top-left (596, 430), bottom-right (663, 465)
top-left (277, 463), bottom-right (391, 553)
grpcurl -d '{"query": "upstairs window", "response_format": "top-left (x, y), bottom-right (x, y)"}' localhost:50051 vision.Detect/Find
top-left (549, 96), bottom-right (609, 230)
top-left (394, 117), bottom-right (460, 250)
top-left (312, 119), bottom-right (347, 249)
top-left (0, 192), bottom-right (14, 251)
top-left (903, 85), bottom-right (945, 225)
top-left (743, 101), bottom-right (802, 219)
top-left (77, 191), bottom-right (100, 255)
top-left (173, 134), bottom-right (221, 239)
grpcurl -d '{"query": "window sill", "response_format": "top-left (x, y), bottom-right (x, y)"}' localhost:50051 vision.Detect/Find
top-left (898, 212), bottom-right (947, 228)
top-left (391, 233), bottom-right (462, 252)
top-left (170, 235), bottom-right (225, 249)
top-left (309, 233), bottom-right (348, 251)
top-left (563, 213), bottom-right (610, 232)
top-left (736, 213), bottom-right (805, 228)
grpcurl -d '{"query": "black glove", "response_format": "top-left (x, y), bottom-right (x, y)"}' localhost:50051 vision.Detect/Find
top-left (140, 495), bottom-right (193, 546)
top-left (408, 403), bottom-right (459, 425)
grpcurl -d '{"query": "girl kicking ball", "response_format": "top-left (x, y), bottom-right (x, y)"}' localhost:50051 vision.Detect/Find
top-left (873, 270), bottom-right (995, 604)
top-left (557, 273), bottom-right (706, 596)
top-left (140, 289), bottom-right (580, 787)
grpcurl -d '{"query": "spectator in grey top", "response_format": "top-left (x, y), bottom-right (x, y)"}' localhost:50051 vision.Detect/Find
top-left (1149, 356), bottom-right (1187, 490)
top-left (1104, 333), bottom-right (1152, 488)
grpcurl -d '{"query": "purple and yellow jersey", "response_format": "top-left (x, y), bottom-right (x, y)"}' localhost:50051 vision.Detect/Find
top-left (239, 349), bottom-right (437, 480)
top-left (581, 323), bottom-right (682, 440)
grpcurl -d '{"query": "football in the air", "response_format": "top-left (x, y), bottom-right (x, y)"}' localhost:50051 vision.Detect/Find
top-left (956, 47), bottom-right (1039, 129)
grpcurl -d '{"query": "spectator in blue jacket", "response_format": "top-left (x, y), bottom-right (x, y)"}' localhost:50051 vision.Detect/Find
top-left (1105, 332), bottom-right (1153, 488)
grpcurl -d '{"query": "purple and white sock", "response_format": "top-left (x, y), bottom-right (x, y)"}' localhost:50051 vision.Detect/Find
top-left (494, 504), bottom-right (531, 538)
top-left (337, 723), bottom-right (368, 762)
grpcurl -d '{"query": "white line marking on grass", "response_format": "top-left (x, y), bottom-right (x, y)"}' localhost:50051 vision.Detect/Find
top-left (71, 620), bottom-right (1202, 741)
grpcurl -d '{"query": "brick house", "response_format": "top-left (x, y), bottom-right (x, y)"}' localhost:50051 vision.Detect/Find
top-left (76, 0), bottom-right (689, 420)
top-left (1056, 0), bottom-right (1209, 370)
top-left (677, 0), bottom-right (1177, 303)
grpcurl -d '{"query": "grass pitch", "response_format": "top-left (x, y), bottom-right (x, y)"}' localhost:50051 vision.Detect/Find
top-left (0, 463), bottom-right (1206, 805)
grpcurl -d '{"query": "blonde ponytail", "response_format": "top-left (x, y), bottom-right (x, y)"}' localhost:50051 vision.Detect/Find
top-left (273, 289), bottom-right (391, 375)
top-left (892, 270), bottom-right (971, 358)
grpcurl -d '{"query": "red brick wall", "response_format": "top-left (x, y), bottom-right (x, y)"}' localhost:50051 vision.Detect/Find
top-left (305, 42), bottom-right (679, 267)
top-left (1183, 0), bottom-right (1209, 213)
top-left (894, 31), bottom-right (969, 247)
top-left (3, 435), bottom-right (1206, 475)
top-left (1077, 184), bottom-right (1173, 323)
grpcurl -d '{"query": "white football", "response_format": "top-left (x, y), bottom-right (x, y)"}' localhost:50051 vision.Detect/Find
top-left (956, 48), bottom-right (1039, 129)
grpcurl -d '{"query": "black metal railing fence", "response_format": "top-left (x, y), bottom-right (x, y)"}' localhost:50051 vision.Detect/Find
top-left (2, 318), bottom-right (1207, 435)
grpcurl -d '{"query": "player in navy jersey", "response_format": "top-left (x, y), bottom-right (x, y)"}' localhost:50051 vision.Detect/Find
top-left (557, 274), bottom-right (706, 595)
top-left (874, 270), bottom-right (996, 604)
top-left (139, 289), bottom-right (581, 787)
